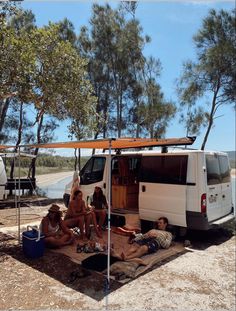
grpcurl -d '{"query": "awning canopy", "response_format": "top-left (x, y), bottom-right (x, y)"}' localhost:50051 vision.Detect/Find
top-left (0, 136), bottom-right (195, 150)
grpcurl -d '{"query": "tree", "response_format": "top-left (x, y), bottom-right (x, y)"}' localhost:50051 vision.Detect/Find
top-left (0, 8), bottom-right (36, 141)
top-left (177, 9), bottom-right (236, 150)
top-left (0, 8), bottom-right (38, 177)
top-left (77, 3), bottom-right (150, 138)
top-left (138, 80), bottom-right (176, 138)
top-left (27, 24), bottom-right (96, 178)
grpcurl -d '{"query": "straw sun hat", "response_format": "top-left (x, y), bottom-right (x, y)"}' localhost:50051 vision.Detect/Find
top-left (48, 204), bottom-right (60, 213)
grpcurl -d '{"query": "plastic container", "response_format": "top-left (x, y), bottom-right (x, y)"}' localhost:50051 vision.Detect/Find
top-left (22, 226), bottom-right (45, 259)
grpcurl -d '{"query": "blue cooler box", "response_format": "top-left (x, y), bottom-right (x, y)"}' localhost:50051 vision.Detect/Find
top-left (22, 226), bottom-right (45, 259)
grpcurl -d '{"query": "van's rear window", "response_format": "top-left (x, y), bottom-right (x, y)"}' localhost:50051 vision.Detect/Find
top-left (206, 154), bottom-right (231, 185)
top-left (140, 155), bottom-right (188, 185)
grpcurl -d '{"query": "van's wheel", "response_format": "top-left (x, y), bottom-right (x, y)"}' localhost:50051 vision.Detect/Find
top-left (171, 226), bottom-right (187, 241)
top-left (179, 227), bottom-right (187, 237)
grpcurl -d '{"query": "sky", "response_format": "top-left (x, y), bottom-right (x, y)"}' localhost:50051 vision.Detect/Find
top-left (21, 0), bottom-right (235, 156)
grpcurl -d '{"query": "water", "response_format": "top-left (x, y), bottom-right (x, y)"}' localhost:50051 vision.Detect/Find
top-left (38, 176), bottom-right (71, 199)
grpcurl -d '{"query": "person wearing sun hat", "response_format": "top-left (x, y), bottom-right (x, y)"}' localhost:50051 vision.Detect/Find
top-left (40, 203), bottom-right (74, 248)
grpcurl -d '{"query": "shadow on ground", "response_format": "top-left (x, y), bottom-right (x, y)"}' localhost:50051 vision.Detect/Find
top-left (0, 197), bottom-right (63, 209)
top-left (183, 220), bottom-right (235, 250)
top-left (0, 232), bottom-right (188, 301)
top-left (0, 232), bottom-right (122, 301)
top-left (0, 222), bottom-right (234, 301)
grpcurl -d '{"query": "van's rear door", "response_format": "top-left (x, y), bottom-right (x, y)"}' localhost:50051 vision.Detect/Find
top-left (218, 155), bottom-right (232, 215)
top-left (205, 153), bottom-right (232, 222)
top-left (139, 154), bottom-right (188, 227)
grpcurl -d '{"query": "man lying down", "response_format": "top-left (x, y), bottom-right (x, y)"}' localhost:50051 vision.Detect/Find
top-left (111, 217), bottom-right (172, 262)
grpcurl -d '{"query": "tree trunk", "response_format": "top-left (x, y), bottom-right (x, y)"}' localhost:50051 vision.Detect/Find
top-left (10, 102), bottom-right (23, 179)
top-left (201, 88), bottom-right (219, 150)
top-left (135, 97), bottom-right (141, 138)
top-left (28, 113), bottom-right (44, 179)
top-left (0, 98), bottom-right (10, 133)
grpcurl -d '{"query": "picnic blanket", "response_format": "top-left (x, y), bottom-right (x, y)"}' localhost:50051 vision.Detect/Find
top-left (108, 242), bottom-right (185, 281)
top-left (50, 228), bottom-right (185, 282)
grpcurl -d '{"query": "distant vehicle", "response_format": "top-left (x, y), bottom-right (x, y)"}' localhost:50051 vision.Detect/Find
top-left (0, 156), bottom-right (7, 200)
top-left (0, 153), bottom-right (37, 199)
top-left (63, 149), bottom-right (234, 232)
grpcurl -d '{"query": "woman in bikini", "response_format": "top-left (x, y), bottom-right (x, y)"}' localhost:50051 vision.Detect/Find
top-left (64, 190), bottom-right (102, 239)
top-left (40, 204), bottom-right (74, 248)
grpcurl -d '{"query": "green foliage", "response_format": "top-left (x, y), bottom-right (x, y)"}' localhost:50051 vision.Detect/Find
top-left (4, 155), bottom-right (89, 177)
top-left (77, 3), bottom-right (159, 138)
top-left (177, 9), bottom-right (236, 149)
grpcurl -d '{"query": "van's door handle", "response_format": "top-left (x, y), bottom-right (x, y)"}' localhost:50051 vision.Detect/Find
top-left (142, 185), bottom-right (146, 192)
top-left (209, 187), bottom-right (215, 190)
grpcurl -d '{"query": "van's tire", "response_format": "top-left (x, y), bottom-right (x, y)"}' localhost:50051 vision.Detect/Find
top-left (63, 193), bottom-right (70, 208)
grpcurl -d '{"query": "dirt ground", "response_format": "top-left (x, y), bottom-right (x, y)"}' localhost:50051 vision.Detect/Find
top-left (0, 195), bottom-right (235, 311)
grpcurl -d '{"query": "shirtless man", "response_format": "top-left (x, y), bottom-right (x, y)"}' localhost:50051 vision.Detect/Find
top-left (112, 217), bottom-right (172, 261)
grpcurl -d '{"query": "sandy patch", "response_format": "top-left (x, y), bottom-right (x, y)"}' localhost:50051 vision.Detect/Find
top-left (36, 171), bottom-right (74, 187)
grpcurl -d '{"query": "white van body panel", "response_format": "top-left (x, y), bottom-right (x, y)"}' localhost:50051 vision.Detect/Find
top-left (205, 152), bottom-right (232, 222)
top-left (63, 149), bottom-right (234, 230)
top-left (139, 183), bottom-right (187, 226)
top-left (0, 157), bottom-right (7, 200)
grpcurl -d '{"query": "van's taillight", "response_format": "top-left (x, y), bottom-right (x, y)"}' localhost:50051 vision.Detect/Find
top-left (201, 193), bottom-right (207, 214)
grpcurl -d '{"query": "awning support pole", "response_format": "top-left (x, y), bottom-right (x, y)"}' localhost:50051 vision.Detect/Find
top-left (17, 146), bottom-right (21, 244)
top-left (105, 139), bottom-right (112, 309)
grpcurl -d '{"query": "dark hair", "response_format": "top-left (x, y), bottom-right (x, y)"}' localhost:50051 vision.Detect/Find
top-left (73, 190), bottom-right (82, 200)
top-left (158, 217), bottom-right (169, 225)
top-left (54, 211), bottom-right (61, 222)
top-left (93, 187), bottom-right (103, 199)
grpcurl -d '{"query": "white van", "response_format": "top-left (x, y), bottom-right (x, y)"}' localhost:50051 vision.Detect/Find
top-left (63, 149), bottom-right (234, 231)
top-left (0, 156), bottom-right (7, 200)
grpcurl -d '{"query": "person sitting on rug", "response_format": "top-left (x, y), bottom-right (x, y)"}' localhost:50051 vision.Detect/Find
top-left (88, 186), bottom-right (108, 231)
top-left (112, 217), bottom-right (172, 261)
top-left (64, 190), bottom-right (102, 239)
top-left (40, 204), bottom-right (74, 248)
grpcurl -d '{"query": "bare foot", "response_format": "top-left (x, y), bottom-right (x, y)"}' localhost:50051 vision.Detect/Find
top-left (64, 237), bottom-right (74, 245)
top-left (126, 257), bottom-right (147, 266)
top-left (110, 248), bottom-right (123, 260)
top-left (121, 252), bottom-right (125, 261)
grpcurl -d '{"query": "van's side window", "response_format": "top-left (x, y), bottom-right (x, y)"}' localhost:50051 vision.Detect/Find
top-left (206, 155), bottom-right (221, 185)
top-left (140, 155), bottom-right (188, 185)
top-left (218, 155), bottom-right (231, 183)
top-left (80, 157), bottom-right (106, 185)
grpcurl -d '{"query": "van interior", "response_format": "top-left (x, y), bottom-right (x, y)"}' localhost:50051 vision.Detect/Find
top-left (111, 156), bottom-right (141, 213)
